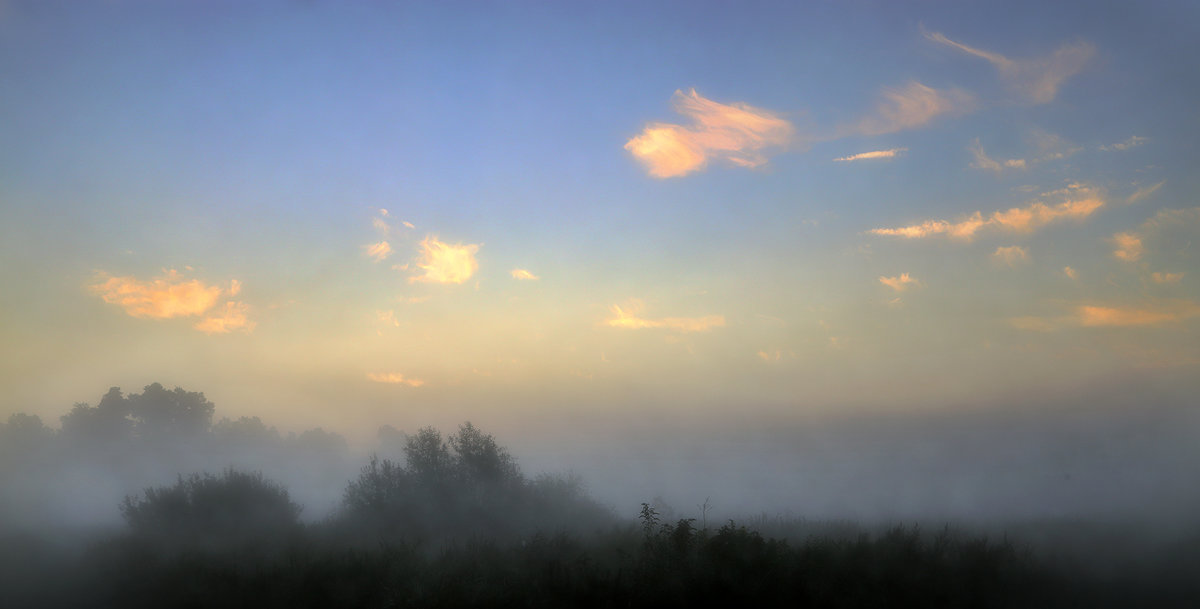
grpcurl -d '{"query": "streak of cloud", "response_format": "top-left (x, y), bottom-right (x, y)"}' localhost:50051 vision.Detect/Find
top-left (625, 89), bottom-right (793, 178)
top-left (834, 148), bottom-right (907, 162)
top-left (410, 236), bottom-right (480, 284)
top-left (605, 300), bottom-right (725, 333)
top-left (992, 245), bottom-right (1030, 267)
top-left (1151, 271), bottom-right (1184, 284)
top-left (969, 138), bottom-right (1026, 173)
top-left (870, 184), bottom-right (1103, 240)
top-left (1126, 181), bottom-right (1164, 204)
top-left (510, 269), bottom-right (539, 281)
top-left (1101, 136), bottom-right (1148, 151)
top-left (90, 269), bottom-right (223, 319)
top-left (923, 27), bottom-right (1094, 104)
top-left (366, 372), bottom-right (425, 387)
top-left (365, 241), bottom-right (392, 262)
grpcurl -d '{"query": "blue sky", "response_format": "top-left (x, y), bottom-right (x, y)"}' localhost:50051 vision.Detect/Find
top-left (2, 0), bottom-right (1198, 464)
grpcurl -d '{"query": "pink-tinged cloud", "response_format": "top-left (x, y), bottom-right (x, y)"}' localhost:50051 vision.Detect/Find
top-left (365, 241), bottom-right (392, 261)
top-left (410, 236), bottom-right (480, 284)
top-left (834, 148), bottom-right (907, 162)
top-left (854, 81), bottom-right (974, 136)
top-left (194, 301), bottom-right (255, 334)
top-left (870, 184), bottom-right (1103, 240)
top-left (510, 269), bottom-right (539, 281)
top-left (90, 269), bottom-right (223, 319)
top-left (924, 28), bottom-right (1094, 104)
top-left (366, 372), bottom-right (425, 387)
top-left (879, 273), bottom-right (920, 291)
top-left (1063, 266), bottom-right (1078, 279)
top-left (605, 300), bottom-right (725, 333)
top-left (625, 89), bottom-right (793, 178)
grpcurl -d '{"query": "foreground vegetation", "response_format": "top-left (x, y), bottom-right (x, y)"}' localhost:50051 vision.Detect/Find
top-left (2, 384), bottom-right (1198, 607)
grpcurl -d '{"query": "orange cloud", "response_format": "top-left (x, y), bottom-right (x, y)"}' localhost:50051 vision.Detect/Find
top-left (1126, 181), bottom-right (1164, 204)
top-left (194, 301), bottom-right (255, 334)
top-left (510, 268), bottom-right (539, 281)
top-left (625, 89), bottom-right (793, 178)
top-left (969, 138), bottom-right (1026, 173)
top-left (879, 273), bottom-right (920, 291)
top-left (924, 28), bottom-right (1093, 104)
top-left (1112, 232), bottom-right (1143, 261)
top-left (367, 372), bottom-right (425, 387)
top-left (90, 270), bottom-right (223, 319)
top-left (1076, 303), bottom-right (1200, 327)
top-left (365, 241), bottom-right (392, 262)
top-left (992, 245), bottom-right (1030, 267)
top-left (410, 236), bottom-right (480, 284)
top-left (1151, 271), bottom-right (1184, 284)
top-left (854, 81), bottom-right (974, 136)
top-left (834, 148), bottom-right (907, 162)
top-left (605, 300), bottom-right (725, 333)
top-left (870, 184), bottom-right (1103, 240)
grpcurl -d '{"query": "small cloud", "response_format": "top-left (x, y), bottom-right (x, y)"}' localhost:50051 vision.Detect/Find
top-left (372, 217), bottom-right (390, 235)
top-left (229, 279), bottom-right (242, 296)
top-left (923, 27), bottom-right (1093, 104)
top-left (365, 241), bottom-right (392, 262)
top-left (367, 372), bottom-right (425, 387)
top-left (1063, 266), bottom-right (1078, 279)
top-left (1112, 232), bottom-right (1143, 262)
top-left (605, 299), bottom-right (725, 333)
top-left (194, 301), bottom-right (255, 334)
top-left (409, 236), bottom-right (480, 284)
top-left (833, 148), bottom-right (907, 162)
top-left (90, 269), bottom-right (223, 319)
top-left (1100, 136), bottom-right (1148, 152)
top-left (1151, 271), bottom-right (1184, 284)
top-left (969, 138), bottom-right (1027, 173)
top-left (854, 81), bottom-right (974, 136)
top-left (510, 268), bottom-right (539, 281)
top-left (870, 183), bottom-right (1103, 240)
top-left (403, 221), bottom-right (415, 229)
top-left (625, 88), bottom-right (793, 178)
top-left (1126, 181), bottom-right (1164, 204)
top-left (377, 310), bottom-right (401, 327)
top-left (992, 245), bottom-right (1030, 267)
top-left (379, 208), bottom-right (389, 216)
top-left (879, 273), bottom-right (920, 291)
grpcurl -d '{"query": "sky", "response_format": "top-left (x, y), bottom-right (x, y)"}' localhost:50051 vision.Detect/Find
top-left (2, 1), bottom-right (1199, 518)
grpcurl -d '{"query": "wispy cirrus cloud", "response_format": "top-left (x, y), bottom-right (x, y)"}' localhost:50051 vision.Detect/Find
top-left (879, 273), bottom-right (920, 291)
top-left (410, 236), bottom-right (480, 284)
top-left (853, 81), bottom-right (974, 136)
top-left (1100, 136), bottom-right (1148, 152)
top-left (1151, 271), bottom-right (1185, 284)
top-left (605, 300), bottom-right (725, 333)
top-left (923, 27), bottom-right (1094, 104)
top-left (870, 183), bottom-right (1103, 240)
top-left (834, 148), bottom-right (907, 162)
top-left (194, 301), bottom-right (255, 334)
top-left (367, 372), bottom-right (425, 387)
top-left (1126, 181), bottom-right (1164, 204)
top-left (1110, 207), bottom-right (1200, 264)
top-left (90, 269), bottom-right (223, 319)
top-left (625, 89), bottom-right (794, 178)
top-left (969, 138), bottom-right (1026, 172)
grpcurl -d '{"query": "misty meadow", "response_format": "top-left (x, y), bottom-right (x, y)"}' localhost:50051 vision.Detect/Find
top-left (1, 383), bottom-right (1198, 607)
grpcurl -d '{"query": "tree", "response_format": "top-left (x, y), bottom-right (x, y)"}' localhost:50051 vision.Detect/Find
top-left (449, 422), bottom-right (520, 484)
top-left (59, 387), bottom-right (132, 445)
top-left (126, 383), bottom-right (214, 439)
top-left (120, 469), bottom-right (300, 543)
top-left (404, 426), bottom-right (453, 483)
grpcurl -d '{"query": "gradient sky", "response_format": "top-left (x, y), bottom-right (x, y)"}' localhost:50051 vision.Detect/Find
top-left (3, 0), bottom-right (1199, 487)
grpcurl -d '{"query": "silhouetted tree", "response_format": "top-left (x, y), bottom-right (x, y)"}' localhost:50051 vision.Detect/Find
top-left (404, 426), bottom-right (453, 483)
top-left (449, 422), bottom-right (520, 484)
top-left (59, 387), bottom-right (132, 445)
top-left (127, 383), bottom-right (214, 439)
